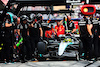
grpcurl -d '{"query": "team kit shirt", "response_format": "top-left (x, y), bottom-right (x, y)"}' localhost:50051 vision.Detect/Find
top-left (17, 23), bottom-right (29, 37)
top-left (67, 22), bottom-right (75, 30)
top-left (55, 25), bottom-right (65, 36)
top-left (1, 19), bottom-right (12, 39)
top-left (92, 18), bottom-right (99, 35)
top-left (78, 18), bottom-right (93, 37)
top-left (29, 22), bottom-right (41, 38)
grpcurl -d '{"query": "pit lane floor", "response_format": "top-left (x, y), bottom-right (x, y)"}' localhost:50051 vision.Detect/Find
top-left (0, 60), bottom-right (100, 67)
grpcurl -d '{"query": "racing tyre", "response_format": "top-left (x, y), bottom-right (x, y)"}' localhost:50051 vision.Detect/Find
top-left (37, 41), bottom-right (47, 54)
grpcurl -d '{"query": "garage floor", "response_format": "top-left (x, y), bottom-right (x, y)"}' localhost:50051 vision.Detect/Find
top-left (0, 60), bottom-right (100, 67)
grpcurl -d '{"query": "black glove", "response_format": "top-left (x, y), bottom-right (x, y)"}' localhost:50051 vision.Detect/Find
top-left (27, 35), bottom-right (30, 37)
top-left (40, 36), bottom-right (43, 41)
top-left (12, 22), bottom-right (15, 26)
top-left (89, 35), bottom-right (94, 38)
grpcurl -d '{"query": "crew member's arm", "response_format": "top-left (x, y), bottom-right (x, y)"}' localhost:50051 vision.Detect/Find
top-left (5, 19), bottom-right (12, 27)
top-left (59, 20), bottom-right (63, 25)
top-left (99, 36), bottom-right (100, 38)
top-left (87, 19), bottom-right (93, 36)
top-left (48, 32), bottom-right (52, 38)
top-left (53, 31), bottom-right (56, 35)
top-left (17, 29), bottom-right (20, 36)
top-left (27, 29), bottom-right (29, 36)
top-left (39, 27), bottom-right (43, 37)
top-left (55, 29), bottom-right (57, 34)
top-left (29, 22), bottom-right (34, 27)
top-left (39, 24), bottom-right (43, 37)
top-left (71, 28), bottom-right (77, 33)
top-left (71, 23), bottom-right (77, 33)
top-left (87, 24), bottom-right (93, 36)
top-left (17, 24), bottom-right (21, 36)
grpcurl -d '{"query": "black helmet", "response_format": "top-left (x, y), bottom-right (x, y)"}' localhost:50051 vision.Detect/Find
top-left (6, 14), bottom-right (11, 20)
top-left (36, 13), bottom-right (42, 21)
top-left (37, 13), bottom-right (42, 17)
top-left (20, 15), bottom-right (28, 21)
top-left (30, 13), bottom-right (36, 21)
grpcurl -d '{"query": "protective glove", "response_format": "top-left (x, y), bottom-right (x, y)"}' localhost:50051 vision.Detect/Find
top-left (89, 35), bottom-right (94, 38)
top-left (27, 35), bottom-right (30, 38)
top-left (12, 22), bottom-right (15, 26)
top-left (40, 36), bottom-right (43, 41)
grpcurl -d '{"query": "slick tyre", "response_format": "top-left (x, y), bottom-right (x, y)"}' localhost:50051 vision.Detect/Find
top-left (37, 42), bottom-right (47, 54)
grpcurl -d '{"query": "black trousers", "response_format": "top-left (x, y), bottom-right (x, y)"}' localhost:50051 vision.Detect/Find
top-left (80, 36), bottom-right (93, 60)
top-left (93, 25), bottom-right (99, 58)
top-left (30, 37), bottom-right (39, 56)
top-left (2, 30), bottom-right (12, 62)
top-left (99, 38), bottom-right (100, 56)
top-left (19, 36), bottom-right (32, 60)
top-left (93, 34), bottom-right (99, 58)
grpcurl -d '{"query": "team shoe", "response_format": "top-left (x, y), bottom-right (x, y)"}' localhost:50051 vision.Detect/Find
top-left (97, 57), bottom-right (100, 61)
top-left (4, 62), bottom-right (13, 64)
top-left (4, 61), bottom-right (16, 64)
top-left (20, 60), bottom-right (27, 63)
top-left (88, 58), bottom-right (95, 63)
top-left (13, 59), bottom-right (20, 62)
top-left (24, 58), bottom-right (37, 62)
top-left (31, 58), bottom-right (37, 61)
top-left (25, 59), bottom-right (31, 62)
top-left (94, 58), bottom-right (98, 61)
top-left (88, 60), bottom-right (93, 63)
top-left (7, 62), bottom-right (14, 65)
top-left (79, 58), bottom-right (86, 61)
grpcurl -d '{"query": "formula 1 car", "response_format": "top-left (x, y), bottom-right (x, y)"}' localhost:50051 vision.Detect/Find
top-left (37, 32), bottom-right (83, 61)
top-left (47, 34), bottom-right (82, 60)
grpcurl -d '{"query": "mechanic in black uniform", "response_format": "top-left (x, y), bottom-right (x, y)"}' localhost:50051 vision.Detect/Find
top-left (78, 15), bottom-right (93, 61)
top-left (98, 18), bottom-right (100, 57)
top-left (1, 14), bottom-right (15, 63)
top-left (92, 16), bottom-right (99, 60)
top-left (17, 15), bottom-right (31, 63)
top-left (64, 16), bottom-right (77, 33)
top-left (29, 14), bottom-right (43, 59)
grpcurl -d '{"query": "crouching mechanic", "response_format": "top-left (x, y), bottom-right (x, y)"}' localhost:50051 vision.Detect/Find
top-left (29, 14), bottom-right (43, 59)
top-left (17, 15), bottom-right (32, 63)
